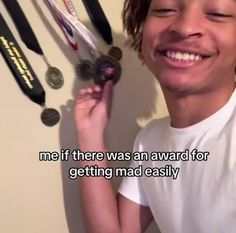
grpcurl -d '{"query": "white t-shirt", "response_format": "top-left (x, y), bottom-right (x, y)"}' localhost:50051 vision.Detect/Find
top-left (119, 90), bottom-right (236, 233)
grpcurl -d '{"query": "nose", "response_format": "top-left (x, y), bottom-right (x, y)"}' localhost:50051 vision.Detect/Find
top-left (168, 10), bottom-right (205, 39)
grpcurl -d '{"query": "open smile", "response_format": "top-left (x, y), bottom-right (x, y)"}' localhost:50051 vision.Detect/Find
top-left (156, 49), bottom-right (214, 69)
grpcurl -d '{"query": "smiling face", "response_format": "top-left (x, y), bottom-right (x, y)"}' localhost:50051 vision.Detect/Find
top-left (142, 0), bottom-right (236, 94)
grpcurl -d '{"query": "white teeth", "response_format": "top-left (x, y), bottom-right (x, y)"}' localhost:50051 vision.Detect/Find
top-left (166, 51), bottom-right (203, 62)
top-left (189, 54), bottom-right (195, 60)
top-left (183, 53), bottom-right (189, 60)
top-left (176, 52), bottom-right (182, 60)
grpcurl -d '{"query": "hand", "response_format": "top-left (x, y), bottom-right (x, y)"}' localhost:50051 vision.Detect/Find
top-left (75, 80), bottom-right (113, 138)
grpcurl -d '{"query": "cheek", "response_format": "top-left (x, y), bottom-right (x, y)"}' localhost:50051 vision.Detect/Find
top-left (141, 21), bottom-right (157, 63)
top-left (141, 18), bottom-right (168, 61)
top-left (141, 33), bottom-right (155, 74)
top-left (213, 27), bottom-right (236, 60)
top-left (218, 38), bottom-right (236, 68)
top-left (141, 31), bottom-right (150, 62)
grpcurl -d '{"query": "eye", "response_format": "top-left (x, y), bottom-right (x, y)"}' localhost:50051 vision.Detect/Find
top-left (208, 12), bottom-right (233, 18)
top-left (155, 9), bottom-right (176, 13)
top-left (153, 8), bottom-right (177, 17)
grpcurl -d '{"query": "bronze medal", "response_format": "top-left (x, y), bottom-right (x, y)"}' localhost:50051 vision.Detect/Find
top-left (108, 46), bottom-right (122, 61)
top-left (41, 108), bottom-right (60, 126)
top-left (76, 59), bottom-right (96, 81)
top-left (94, 55), bottom-right (121, 86)
top-left (46, 66), bottom-right (64, 89)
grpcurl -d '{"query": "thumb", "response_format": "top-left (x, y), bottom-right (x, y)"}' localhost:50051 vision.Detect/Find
top-left (102, 80), bottom-right (113, 102)
top-left (101, 80), bottom-right (114, 116)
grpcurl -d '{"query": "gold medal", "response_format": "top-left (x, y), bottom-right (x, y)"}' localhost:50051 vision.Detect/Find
top-left (43, 55), bottom-right (64, 89)
top-left (46, 66), bottom-right (64, 89)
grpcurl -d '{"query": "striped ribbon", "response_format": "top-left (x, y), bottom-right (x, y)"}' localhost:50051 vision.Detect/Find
top-left (46, 0), bottom-right (98, 55)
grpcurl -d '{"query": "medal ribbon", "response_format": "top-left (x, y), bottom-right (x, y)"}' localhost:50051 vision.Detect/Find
top-left (2, 0), bottom-right (44, 55)
top-left (57, 14), bottom-right (78, 51)
top-left (46, 0), bottom-right (99, 56)
top-left (2, 0), bottom-right (58, 67)
top-left (82, 0), bottom-right (113, 45)
top-left (62, 0), bottom-right (79, 50)
top-left (0, 13), bottom-right (45, 106)
top-left (63, 0), bottom-right (79, 18)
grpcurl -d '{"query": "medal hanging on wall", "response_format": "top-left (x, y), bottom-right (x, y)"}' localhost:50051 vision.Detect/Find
top-left (81, 0), bottom-right (123, 85)
top-left (46, 0), bottom-right (93, 81)
top-left (46, 0), bottom-right (122, 86)
top-left (62, 0), bottom-right (97, 81)
top-left (0, 13), bottom-right (59, 127)
top-left (2, 0), bottom-right (64, 90)
top-left (1, 1), bottom-right (61, 127)
top-left (81, 0), bottom-right (123, 61)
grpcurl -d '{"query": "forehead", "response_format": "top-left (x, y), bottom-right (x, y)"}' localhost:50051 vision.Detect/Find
top-left (151, 0), bottom-right (236, 4)
top-left (150, 0), bottom-right (236, 13)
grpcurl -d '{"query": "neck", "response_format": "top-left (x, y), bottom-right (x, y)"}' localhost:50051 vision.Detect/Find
top-left (163, 84), bottom-right (235, 128)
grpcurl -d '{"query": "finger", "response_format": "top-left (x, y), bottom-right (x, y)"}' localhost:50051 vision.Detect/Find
top-left (77, 89), bottom-right (90, 104)
top-left (93, 85), bottom-right (102, 93)
top-left (76, 98), bottom-right (99, 111)
top-left (78, 85), bottom-right (101, 97)
top-left (77, 90), bottom-right (102, 105)
top-left (78, 88), bottom-right (87, 96)
top-left (101, 80), bottom-right (113, 116)
top-left (86, 87), bottom-right (94, 94)
top-left (102, 80), bottom-right (113, 101)
top-left (91, 92), bottom-right (102, 100)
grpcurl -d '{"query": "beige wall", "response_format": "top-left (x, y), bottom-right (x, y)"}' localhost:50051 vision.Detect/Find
top-left (0, 1), bottom-right (168, 232)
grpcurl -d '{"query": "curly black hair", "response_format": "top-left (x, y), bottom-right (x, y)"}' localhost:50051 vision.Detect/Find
top-left (122, 0), bottom-right (151, 59)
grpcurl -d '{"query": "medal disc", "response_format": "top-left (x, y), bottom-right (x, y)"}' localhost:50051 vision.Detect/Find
top-left (76, 60), bottom-right (95, 81)
top-left (94, 55), bottom-right (121, 86)
top-left (41, 108), bottom-right (60, 126)
top-left (108, 46), bottom-right (122, 61)
top-left (46, 67), bottom-right (64, 89)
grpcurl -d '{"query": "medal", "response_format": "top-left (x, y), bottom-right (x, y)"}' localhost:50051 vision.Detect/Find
top-left (50, 0), bottom-right (90, 81)
top-left (46, 0), bottom-right (122, 85)
top-left (43, 56), bottom-right (64, 89)
top-left (76, 59), bottom-right (96, 81)
top-left (44, 63), bottom-right (64, 89)
top-left (3, 0), bottom-right (64, 90)
top-left (0, 12), bottom-right (60, 127)
top-left (94, 55), bottom-right (121, 86)
top-left (46, 67), bottom-right (64, 89)
top-left (46, 0), bottom-right (100, 81)
top-left (82, 0), bottom-right (123, 60)
top-left (41, 108), bottom-right (60, 126)
top-left (108, 46), bottom-right (123, 61)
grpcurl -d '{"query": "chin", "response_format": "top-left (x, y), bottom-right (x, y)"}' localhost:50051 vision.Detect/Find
top-left (161, 82), bottom-right (194, 95)
top-left (156, 71), bottom-right (203, 95)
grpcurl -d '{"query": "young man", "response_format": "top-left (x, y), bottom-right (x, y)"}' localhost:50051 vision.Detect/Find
top-left (75, 0), bottom-right (236, 232)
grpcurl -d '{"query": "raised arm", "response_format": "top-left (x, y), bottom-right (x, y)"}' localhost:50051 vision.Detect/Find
top-left (75, 81), bottom-right (153, 233)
